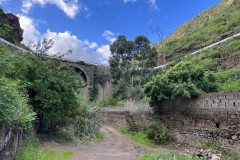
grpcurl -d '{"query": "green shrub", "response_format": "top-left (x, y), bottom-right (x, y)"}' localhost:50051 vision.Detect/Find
top-left (73, 105), bottom-right (104, 142)
top-left (21, 54), bottom-right (84, 130)
top-left (219, 80), bottom-right (240, 91)
top-left (113, 80), bottom-right (129, 100)
top-left (144, 62), bottom-right (218, 112)
top-left (147, 121), bottom-right (172, 144)
top-left (98, 95), bottom-right (121, 107)
top-left (0, 23), bottom-right (14, 42)
top-left (200, 58), bottom-right (219, 71)
top-left (110, 125), bottom-right (155, 147)
top-left (0, 47), bottom-right (35, 130)
top-left (0, 77), bottom-right (35, 129)
top-left (215, 69), bottom-right (240, 91)
top-left (130, 86), bottom-right (144, 100)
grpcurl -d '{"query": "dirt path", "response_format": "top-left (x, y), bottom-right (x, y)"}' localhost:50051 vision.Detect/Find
top-left (47, 126), bottom-right (147, 160)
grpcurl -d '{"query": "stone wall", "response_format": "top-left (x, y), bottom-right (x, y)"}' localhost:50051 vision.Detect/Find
top-left (103, 111), bottom-right (127, 129)
top-left (0, 126), bottom-right (30, 160)
top-left (161, 90), bottom-right (240, 112)
top-left (103, 90), bottom-right (240, 154)
top-left (63, 60), bottom-right (114, 99)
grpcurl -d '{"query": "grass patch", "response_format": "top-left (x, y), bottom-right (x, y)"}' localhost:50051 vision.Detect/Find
top-left (15, 139), bottom-right (73, 160)
top-left (105, 128), bottom-right (117, 138)
top-left (95, 131), bottom-right (104, 143)
top-left (108, 125), bottom-right (155, 147)
top-left (89, 131), bottom-right (104, 146)
top-left (141, 152), bottom-right (200, 160)
top-left (204, 140), bottom-right (240, 160)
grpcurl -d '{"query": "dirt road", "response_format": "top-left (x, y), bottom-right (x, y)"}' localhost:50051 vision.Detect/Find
top-left (54, 126), bottom-right (147, 160)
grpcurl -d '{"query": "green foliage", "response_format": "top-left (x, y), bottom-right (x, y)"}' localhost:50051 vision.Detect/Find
top-left (0, 47), bottom-right (35, 130)
top-left (98, 95), bottom-right (124, 107)
top-left (168, 37), bottom-right (240, 74)
top-left (130, 86), bottom-right (144, 100)
top-left (89, 68), bottom-right (110, 101)
top-left (200, 58), bottom-right (219, 71)
top-left (22, 54), bottom-right (84, 130)
top-left (0, 38), bottom-right (86, 131)
top-left (110, 35), bottom-right (134, 84)
top-left (89, 67), bottom-right (98, 101)
top-left (154, 0), bottom-right (240, 59)
top-left (110, 125), bottom-right (155, 147)
top-left (15, 139), bottom-right (73, 160)
top-left (94, 132), bottom-right (104, 143)
top-left (0, 77), bottom-right (35, 129)
top-left (42, 103), bottom-right (104, 143)
top-left (147, 121), bottom-right (172, 144)
top-left (144, 62), bottom-right (218, 112)
top-left (0, 23), bottom-right (14, 42)
top-left (109, 35), bottom-right (157, 100)
top-left (0, 8), bottom-right (23, 43)
top-left (73, 105), bottom-right (104, 142)
top-left (166, 38), bottom-right (240, 94)
top-left (214, 69), bottom-right (240, 91)
top-left (141, 152), bottom-right (200, 160)
top-left (113, 80), bottom-right (129, 100)
top-left (1, 38), bottom-right (103, 144)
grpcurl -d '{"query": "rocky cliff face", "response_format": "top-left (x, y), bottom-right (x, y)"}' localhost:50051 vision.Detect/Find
top-left (6, 13), bottom-right (23, 43)
top-left (0, 8), bottom-right (23, 43)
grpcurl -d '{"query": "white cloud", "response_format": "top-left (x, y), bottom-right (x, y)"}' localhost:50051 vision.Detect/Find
top-left (0, 0), bottom-right (8, 5)
top-left (84, 40), bottom-right (98, 49)
top-left (43, 30), bottom-right (105, 63)
top-left (21, 0), bottom-right (80, 19)
top-left (102, 30), bottom-right (116, 43)
top-left (19, 15), bottom-right (41, 45)
top-left (97, 45), bottom-right (111, 59)
top-left (95, 30), bottom-right (117, 59)
top-left (123, 0), bottom-right (137, 3)
top-left (148, 0), bottom-right (159, 10)
top-left (19, 16), bottom-right (108, 64)
top-left (88, 42), bottom-right (98, 49)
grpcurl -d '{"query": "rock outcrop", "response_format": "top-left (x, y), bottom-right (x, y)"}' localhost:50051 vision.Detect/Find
top-left (0, 7), bottom-right (23, 43)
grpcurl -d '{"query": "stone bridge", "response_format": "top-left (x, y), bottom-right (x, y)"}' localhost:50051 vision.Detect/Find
top-left (62, 59), bottom-right (113, 99)
top-left (0, 38), bottom-right (114, 100)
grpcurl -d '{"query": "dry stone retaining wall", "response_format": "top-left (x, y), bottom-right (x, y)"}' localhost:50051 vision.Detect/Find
top-left (161, 90), bottom-right (240, 112)
top-left (0, 126), bottom-right (30, 160)
top-left (103, 90), bottom-right (240, 154)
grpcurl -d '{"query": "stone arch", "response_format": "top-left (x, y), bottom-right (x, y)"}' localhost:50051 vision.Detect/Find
top-left (72, 66), bottom-right (90, 99)
top-left (74, 67), bottom-right (88, 86)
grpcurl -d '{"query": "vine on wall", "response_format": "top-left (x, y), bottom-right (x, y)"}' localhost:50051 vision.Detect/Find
top-left (89, 67), bottom-right (110, 101)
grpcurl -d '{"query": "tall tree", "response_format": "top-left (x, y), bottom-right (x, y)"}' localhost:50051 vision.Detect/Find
top-left (110, 35), bottom-right (134, 83)
top-left (134, 35), bottom-right (158, 86)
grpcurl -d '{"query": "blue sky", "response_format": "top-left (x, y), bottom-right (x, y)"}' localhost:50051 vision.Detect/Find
top-left (0, 0), bottom-right (221, 64)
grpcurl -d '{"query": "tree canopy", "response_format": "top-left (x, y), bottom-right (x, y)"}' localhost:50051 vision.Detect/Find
top-left (109, 35), bottom-right (157, 100)
top-left (144, 61), bottom-right (218, 113)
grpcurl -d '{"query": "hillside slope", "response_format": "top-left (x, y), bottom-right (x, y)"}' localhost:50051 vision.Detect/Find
top-left (169, 0), bottom-right (238, 40)
top-left (155, 0), bottom-right (240, 64)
